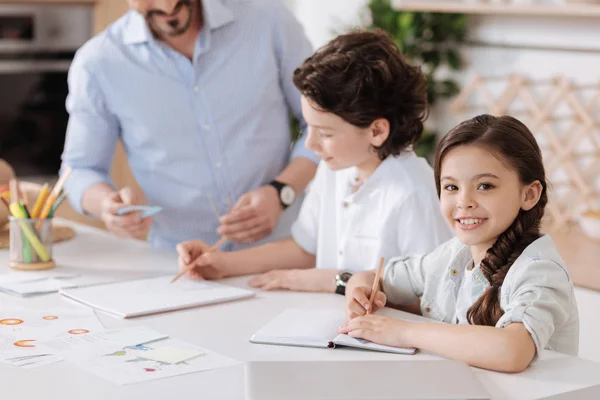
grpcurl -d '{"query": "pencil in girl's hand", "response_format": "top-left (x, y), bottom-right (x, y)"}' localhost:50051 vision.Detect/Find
top-left (367, 257), bottom-right (385, 315)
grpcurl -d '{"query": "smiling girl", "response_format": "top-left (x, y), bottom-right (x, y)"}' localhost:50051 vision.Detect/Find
top-left (341, 115), bottom-right (579, 372)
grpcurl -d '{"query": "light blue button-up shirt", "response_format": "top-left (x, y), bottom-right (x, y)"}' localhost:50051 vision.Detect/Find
top-left (61, 0), bottom-right (318, 250)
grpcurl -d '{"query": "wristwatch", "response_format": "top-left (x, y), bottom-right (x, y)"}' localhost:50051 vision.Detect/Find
top-left (335, 271), bottom-right (353, 295)
top-left (268, 180), bottom-right (296, 210)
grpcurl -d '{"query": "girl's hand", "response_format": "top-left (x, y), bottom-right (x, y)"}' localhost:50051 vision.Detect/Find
top-left (338, 314), bottom-right (413, 349)
top-left (345, 286), bottom-right (386, 320)
top-left (248, 269), bottom-right (338, 293)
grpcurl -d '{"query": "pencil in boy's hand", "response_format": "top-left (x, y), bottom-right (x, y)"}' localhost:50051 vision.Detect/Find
top-left (367, 257), bottom-right (385, 315)
top-left (170, 236), bottom-right (227, 283)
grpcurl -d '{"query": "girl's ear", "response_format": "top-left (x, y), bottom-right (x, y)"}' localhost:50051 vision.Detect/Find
top-left (370, 118), bottom-right (390, 147)
top-left (521, 180), bottom-right (543, 211)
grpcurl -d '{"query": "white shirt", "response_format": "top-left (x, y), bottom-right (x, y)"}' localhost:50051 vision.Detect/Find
top-left (291, 152), bottom-right (453, 273)
top-left (454, 264), bottom-right (474, 324)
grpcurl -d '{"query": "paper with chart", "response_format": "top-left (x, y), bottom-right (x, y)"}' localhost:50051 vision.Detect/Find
top-left (37, 327), bottom-right (242, 385)
top-left (0, 307), bottom-right (104, 368)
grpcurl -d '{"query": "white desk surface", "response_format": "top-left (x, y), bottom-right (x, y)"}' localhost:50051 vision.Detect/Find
top-left (1, 220), bottom-right (600, 400)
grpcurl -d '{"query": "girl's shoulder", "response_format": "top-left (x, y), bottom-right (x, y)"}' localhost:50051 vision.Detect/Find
top-left (505, 235), bottom-right (571, 285)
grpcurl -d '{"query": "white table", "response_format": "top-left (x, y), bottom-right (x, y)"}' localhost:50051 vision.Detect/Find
top-left (1, 220), bottom-right (600, 400)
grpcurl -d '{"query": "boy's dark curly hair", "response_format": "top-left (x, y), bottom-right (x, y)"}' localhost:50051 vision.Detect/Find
top-left (293, 29), bottom-right (428, 159)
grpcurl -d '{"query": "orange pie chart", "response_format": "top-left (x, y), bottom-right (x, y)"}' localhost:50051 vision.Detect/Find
top-left (42, 316), bottom-right (58, 320)
top-left (13, 340), bottom-right (36, 348)
top-left (68, 329), bottom-right (89, 335)
top-left (0, 319), bottom-right (24, 326)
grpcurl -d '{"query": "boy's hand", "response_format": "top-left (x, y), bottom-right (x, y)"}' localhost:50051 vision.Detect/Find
top-left (345, 286), bottom-right (387, 320)
top-left (248, 269), bottom-right (337, 293)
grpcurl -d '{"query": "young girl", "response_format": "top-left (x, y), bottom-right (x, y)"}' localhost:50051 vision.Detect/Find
top-left (340, 115), bottom-right (579, 372)
top-left (175, 30), bottom-right (452, 293)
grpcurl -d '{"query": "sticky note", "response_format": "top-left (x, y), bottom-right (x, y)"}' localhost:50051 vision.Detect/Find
top-left (138, 347), bottom-right (204, 364)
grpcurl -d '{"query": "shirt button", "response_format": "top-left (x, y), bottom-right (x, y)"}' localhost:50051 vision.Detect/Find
top-left (342, 201), bottom-right (349, 208)
top-left (474, 275), bottom-right (479, 281)
top-left (215, 161), bottom-right (222, 168)
top-left (338, 250), bottom-right (343, 256)
top-left (450, 269), bottom-right (457, 276)
top-left (203, 124), bottom-right (211, 131)
top-left (424, 307), bottom-right (431, 313)
top-left (193, 86), bottom-right (199, 93)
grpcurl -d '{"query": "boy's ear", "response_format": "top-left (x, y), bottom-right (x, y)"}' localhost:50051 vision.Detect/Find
top-left (370, 118), bottom-right (390, 147)
top-left (521, 180), bottom-right (543, 211)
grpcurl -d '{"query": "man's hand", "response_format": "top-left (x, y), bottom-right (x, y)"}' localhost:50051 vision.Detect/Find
top-left (101, 187), bottom-right (151, 239)
top-left (248, 269), bottom-right (338, 293)
top-left (217, 185), bottom-right (282, 244)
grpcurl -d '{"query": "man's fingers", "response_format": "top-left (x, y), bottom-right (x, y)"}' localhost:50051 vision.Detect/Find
top-left (119, 187), bottom-right (136, 205)
top-left (218, 214), bottom-right (263, 236)
top-left (229, 225), bottom-right (271, 244)
top-left (105, 213), bottom-right (143, 229)
top-left (219, 206), bottom-right (256, 226)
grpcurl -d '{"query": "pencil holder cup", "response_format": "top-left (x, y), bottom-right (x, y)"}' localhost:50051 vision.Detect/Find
top-left (8, 217), bottom-right (56, 271)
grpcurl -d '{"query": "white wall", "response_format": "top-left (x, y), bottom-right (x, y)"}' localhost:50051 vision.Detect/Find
top-left (288, 0), bottom-right (369, 49)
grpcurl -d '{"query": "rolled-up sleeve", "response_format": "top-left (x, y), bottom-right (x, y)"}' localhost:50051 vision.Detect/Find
top-left (272, 2), bottom-right (318, 164)
top-left (496, 259), bottom-right (574, 356)
top-left (382, 250), bottom-right (435, 305)
top-left (61, 51), bottom-right (119, 214)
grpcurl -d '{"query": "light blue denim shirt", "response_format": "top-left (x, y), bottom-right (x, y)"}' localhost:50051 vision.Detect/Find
top-left (382, 235), bottom-right (579, 356)
top-left (60, 0), bottom-right (318, 249)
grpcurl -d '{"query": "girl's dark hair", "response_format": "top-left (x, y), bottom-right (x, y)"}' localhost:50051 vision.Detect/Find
top-left (433, 115), bottom-right (548, 326)
top-left (292, 29), bottom-right (428, 160)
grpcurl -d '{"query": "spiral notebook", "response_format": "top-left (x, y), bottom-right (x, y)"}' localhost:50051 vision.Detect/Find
top-left (250, 309), bottom-right (417, 355)
top-left (59, 276), bottom-right (255, 319)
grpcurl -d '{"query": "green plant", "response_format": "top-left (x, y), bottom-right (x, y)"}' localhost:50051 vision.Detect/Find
top-left (367, 0), bottom-right (468, 159)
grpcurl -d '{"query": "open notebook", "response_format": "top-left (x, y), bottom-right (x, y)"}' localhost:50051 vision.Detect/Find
top-left (59, 276), bottom-right (255, 318)
top-left (250, 308), bottom-right (417, 355)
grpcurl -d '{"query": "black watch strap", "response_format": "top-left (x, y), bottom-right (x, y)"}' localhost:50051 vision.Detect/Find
top-left (268, 180), bottom-right (290, 210)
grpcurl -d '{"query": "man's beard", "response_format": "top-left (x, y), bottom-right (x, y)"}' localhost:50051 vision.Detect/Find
top-left (147, 0), bottom-right (195, 38)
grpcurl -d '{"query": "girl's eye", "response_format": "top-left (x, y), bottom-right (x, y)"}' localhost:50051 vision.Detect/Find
top-left (478, 183), bottom-right (494, 190)
top-left (444, 184), bottom-right (458, 191)
top-left (320, 133), bottom-right (333, 138)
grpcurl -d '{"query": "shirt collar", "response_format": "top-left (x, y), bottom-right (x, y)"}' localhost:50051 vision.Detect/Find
top-left (346, 152), bottom-right (415, 202)
top-left (122, 0), bottom-right (235, 46)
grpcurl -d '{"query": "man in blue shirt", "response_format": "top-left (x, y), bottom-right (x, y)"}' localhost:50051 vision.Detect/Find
top-left (61, 0), bottom-right (319, 250)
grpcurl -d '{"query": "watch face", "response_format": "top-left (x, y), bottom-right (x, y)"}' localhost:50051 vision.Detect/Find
top-left (280, 185), bottom-right (296, 205)
top-left (339, 272), bottom-right (353, 283)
